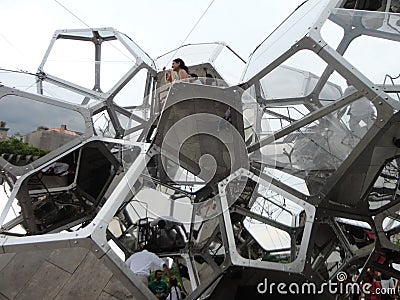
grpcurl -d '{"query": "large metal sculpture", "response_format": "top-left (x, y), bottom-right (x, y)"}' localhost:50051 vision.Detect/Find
top-left (1, 0), bottom-right (400, 299)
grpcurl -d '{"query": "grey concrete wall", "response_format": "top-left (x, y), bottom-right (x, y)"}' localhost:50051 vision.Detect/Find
top-left (0, 248), bottom-right (135, 300)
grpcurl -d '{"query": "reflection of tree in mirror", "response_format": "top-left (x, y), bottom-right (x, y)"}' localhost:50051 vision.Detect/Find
top-left (0, 121), bottom-right (9, 141)
top-left (0, 138), bottom-right (49, 156)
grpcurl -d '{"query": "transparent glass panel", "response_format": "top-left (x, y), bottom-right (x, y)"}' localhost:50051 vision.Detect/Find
top-left (383, 214), bottom-right (400, 232)
top-left (213, 46), bottom-right (246, 85)
top-left (243, 0), bottom-right (333, 81)
top-left (122, 185), bottom-right (191, 253)
top-left (41, 80), bottom-right (100, 106)
top-left (259, 50), bottom-right (329, 101)
top-left (123, 130), bottom-right (143, 143)
top-left (246, 222), bottom-right (292, 252)
top-left (0, 71), bottom-right (38, 93)
top-left (312, 77), bottom-right (342, 102)
top-left (264, 168), bottom-right (310, 196)
top-left (320, 18), bottom-right (345, 50)
top-left (113, 68), bottom-right (148, 107)
top-left (344, 35), bottom-right (400, 85)
top-left (260, 66), bottom-right (310, 99)
top-left (116, 111), bottom-right (141, 130)
top-left (118, 33), bottom-right (156, 69)
top-left (0, 95), bottom-right (86, 165)
top-left (155, 43), bottom-right (222, 71)
top-left (100, 40), bottom-right (137, 91)
top-left (319, 71), bottom-right (346, 104)
top-left (330, 8), bottom-right (400, 37)
top-left (250, 192), bottom-right (304, 227)
top-left (43, 39), bottom-right (95, 90)
top-left (93, 110), bottom-right (116, 138)
top-left (131, 107), bottom-right (150, 122)
top-left (261, 104), bottom-right (310, 134)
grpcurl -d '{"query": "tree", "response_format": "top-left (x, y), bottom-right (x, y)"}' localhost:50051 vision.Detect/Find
top-left (0, 121), bottom-right (6, 128)
top-left (0, 138), bottom-right (49, 156)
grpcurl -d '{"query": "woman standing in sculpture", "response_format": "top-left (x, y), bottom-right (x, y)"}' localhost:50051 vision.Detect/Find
top-left (171, 58), bottom-right (190, 81)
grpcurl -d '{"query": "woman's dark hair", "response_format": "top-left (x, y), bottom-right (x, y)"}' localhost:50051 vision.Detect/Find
top-left (173, 58), bottom-right (189, 73)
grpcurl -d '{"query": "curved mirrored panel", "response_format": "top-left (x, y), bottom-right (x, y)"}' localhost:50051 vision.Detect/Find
top-left (243, 0), bottom-right (334, 81)
top-left (0, 95), bottom-right (86, 165)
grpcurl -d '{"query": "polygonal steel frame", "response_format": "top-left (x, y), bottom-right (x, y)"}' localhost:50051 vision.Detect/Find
top-left (0, 85), bottom-right (93, 178)
top-left (217, 168), bottom-right (316, 274)
top-left (0, 140), bottom-right (158, 299)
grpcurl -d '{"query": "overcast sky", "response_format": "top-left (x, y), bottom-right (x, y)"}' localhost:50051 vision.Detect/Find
top-left (0, 0), bottom-right (305, 72)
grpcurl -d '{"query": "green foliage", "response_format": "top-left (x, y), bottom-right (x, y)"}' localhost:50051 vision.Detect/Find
top-left (0, 138), bottom-right (49, 156)
top-left (262, 254), bottom-right (291, 264)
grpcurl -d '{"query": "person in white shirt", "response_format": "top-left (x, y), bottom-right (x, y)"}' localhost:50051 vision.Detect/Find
top-left (342, 82), bottom-right (375, 138)
top-left (125, 249), bottom-right (171, 286)
top-left (41, 162), bottom-right (71, 176)
top-left (188, 73), bottom-right (202, 85)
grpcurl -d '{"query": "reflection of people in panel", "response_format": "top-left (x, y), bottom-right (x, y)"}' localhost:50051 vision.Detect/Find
top-left (165, 70), bottom-right (173, 84)
top-left (343, 82), bottom-right (375, 138)
top-left (41, 162), bottom-right (73, 176)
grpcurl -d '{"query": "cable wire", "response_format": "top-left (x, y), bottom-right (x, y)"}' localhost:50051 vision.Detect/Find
top-left (53, 0), bottom-right (91, 28)
top-left (163, 0), bottom-right (215, 69)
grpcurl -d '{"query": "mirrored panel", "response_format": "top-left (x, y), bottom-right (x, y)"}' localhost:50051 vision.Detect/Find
top-left (0, 141), bottom-right (125, 235)
top-left (225, 177), bottom-right (306, 262)
top-left (0, 95), bottom-right (86, 165)
top-left (262, 97), bottom-right (377, 195)
top-left (243, 0), bottom-right (334, 81)
top-left (369, 157), bottom-right (400, 211)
